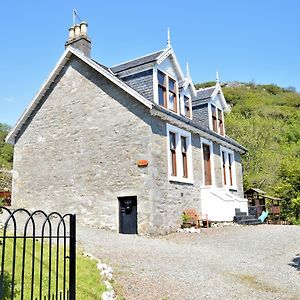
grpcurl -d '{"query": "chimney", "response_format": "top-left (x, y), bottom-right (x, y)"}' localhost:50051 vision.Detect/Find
top-left (65, 21), bottom-right (91, 57)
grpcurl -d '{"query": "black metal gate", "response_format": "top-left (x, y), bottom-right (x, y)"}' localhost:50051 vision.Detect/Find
top-left (0, 207), bottom-right (76, 300)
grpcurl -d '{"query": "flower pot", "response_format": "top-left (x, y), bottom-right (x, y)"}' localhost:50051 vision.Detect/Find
top-left (182, 222), bottom-right (192, 229)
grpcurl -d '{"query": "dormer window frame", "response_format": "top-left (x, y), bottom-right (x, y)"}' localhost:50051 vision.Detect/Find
top-left (209, 103), bottom-right (225, 136)
top-left (179, 89), bottom-right (192, 120)
top-left (155, 69), bottom-right (179, 113)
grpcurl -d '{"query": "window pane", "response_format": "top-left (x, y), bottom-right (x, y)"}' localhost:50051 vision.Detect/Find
top-left (169, 78), bottom-right (175, 91)
top-left (184, 96), bottom-right (190, 117)
top-left (169, 132), bottom-right (176, 150)
top-left (222, 151), bottom-right (227, 185)
top-left (218, 109), bottom-right (223, 121)
top-left (169, 92), bottom-right (175, 110)
top-left (181, 136), bottom-right (187, 153)
top-left (212, 105), bottom-right (217, 116)
top-left (158, 86), bottom-right (165, 106)
top-left (169, 132), bottom-right (177, 176)
top-left (203, 144), bottom-right (212, 185)
top-left (158, 71), bottom-right (165, 85)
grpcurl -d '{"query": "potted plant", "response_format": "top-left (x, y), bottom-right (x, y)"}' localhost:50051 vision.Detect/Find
top-left (181, 213), bottom-right (192, 228)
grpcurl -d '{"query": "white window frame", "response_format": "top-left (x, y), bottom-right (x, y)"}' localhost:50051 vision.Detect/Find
top-left (209, 103), bottom-right (225, 136)
top-left (200, 138), bottom-right (215, 187)
top-left (220, 146), bottom-right (237, 190)
top-left (179, 92), bottom-right (192, 120)
top-left (166, 124), bottom-right (193, 184)
top-left (154, 68), bottom-right (179, 113)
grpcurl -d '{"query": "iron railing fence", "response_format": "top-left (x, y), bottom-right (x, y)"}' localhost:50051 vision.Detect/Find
top-left (0, 207), bottom-right (76, 300)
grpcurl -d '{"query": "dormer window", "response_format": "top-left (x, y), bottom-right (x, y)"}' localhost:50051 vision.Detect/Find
top-left (157, 70), bottom-right (178, 113)
top-left (168, 78), bottom-right (177, 112)
top-left (158, 70), bottom-right (167, 107)
top-left (211, 104), bottom-right (225, 136)
top-left (218, 108), bottom-right (224, 135)
top-left (212, 105), bottom-right (218, 132)
top-left (184, 96), bottom-right (190, 118)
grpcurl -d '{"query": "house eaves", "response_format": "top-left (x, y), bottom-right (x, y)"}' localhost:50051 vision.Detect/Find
top-left (150, 105), bottom-right (247, 154)
top-left (6, 47), bottom-right (153, 144)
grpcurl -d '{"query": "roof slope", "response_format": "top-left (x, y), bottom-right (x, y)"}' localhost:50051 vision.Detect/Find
top-left (195, 86), bottom-right (217, 100)
top-left (6, 47), bottom-right (153, 144)
top-left (110, 50), bottom-right (164, 73)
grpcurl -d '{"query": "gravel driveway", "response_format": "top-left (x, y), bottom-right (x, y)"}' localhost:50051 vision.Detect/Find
top-left (77, 225), bottom-right (300, 300)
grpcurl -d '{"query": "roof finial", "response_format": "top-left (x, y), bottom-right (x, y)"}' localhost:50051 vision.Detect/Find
top-left (73, 9), bottom-right (81, 25)
top-left (186, 62), bottom-right (190, 77)
top-left (167, 27), bottom-right (171, 48)
top-left (216, 70), bottom-right (220, 84)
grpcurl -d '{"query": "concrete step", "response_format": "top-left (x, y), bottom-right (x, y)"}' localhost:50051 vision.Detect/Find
top-left (237, 219), bottom-right (263, 225)
top-left (235, 212), bottom-right (248, 217)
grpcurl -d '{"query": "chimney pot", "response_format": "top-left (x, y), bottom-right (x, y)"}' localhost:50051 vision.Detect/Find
top-left (74, 24), bottom-right (80, 36)
top-left (65, 22), bottom-right (91, 57)
top-left (68, 26), bottom-right (75, 40)
top-left (80, 22), bottom-right (88, 36)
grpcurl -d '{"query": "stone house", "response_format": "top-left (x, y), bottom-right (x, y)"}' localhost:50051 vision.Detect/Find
top-left (6, 22), bottom-right (248, 234)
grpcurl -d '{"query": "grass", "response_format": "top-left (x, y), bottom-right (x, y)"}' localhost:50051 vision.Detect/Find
top-left (0, 235), bottom-right (106, 299)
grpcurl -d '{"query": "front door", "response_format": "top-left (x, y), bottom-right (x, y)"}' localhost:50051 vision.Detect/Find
top-left (119, 196), bottom-right (137, 234)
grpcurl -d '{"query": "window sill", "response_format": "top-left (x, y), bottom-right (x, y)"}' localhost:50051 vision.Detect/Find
top-left (169, 176), bottom-right (194, 185)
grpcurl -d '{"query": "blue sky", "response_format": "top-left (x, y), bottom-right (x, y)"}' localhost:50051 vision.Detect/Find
top-left (1, 0), bottom-right (300, 126)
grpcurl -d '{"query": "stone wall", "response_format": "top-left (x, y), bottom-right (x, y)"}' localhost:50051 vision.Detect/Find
top-left (12, 55), bottom-right (245, 234)
top-left (13, 56), bottom-right (155, 232)
top-left (147, 118), bottom-right (203, 234)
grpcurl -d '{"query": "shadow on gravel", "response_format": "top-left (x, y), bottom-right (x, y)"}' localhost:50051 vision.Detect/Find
top-left (289, 253), bottom-right (300, 270)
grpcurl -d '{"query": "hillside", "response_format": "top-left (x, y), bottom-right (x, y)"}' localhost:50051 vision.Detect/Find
top-left (0, 123), bottom-right (13, 190)
top-left (198, 82), bottom-right (300, 222)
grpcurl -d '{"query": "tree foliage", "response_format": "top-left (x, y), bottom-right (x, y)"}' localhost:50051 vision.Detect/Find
top-left (219, 83), bottom-right (300, 222)
top-left (0, 123), bottom-right (13, 170)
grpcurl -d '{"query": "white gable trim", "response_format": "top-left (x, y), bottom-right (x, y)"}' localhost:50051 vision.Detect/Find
top-left (211, 84), bottom-right (228, 111)
top-left (181, 76), bottom-right (197, 97)
top-left (6, 47), bottom-right (153, 144)
top-left (156, 47), bottom-right (184, 81)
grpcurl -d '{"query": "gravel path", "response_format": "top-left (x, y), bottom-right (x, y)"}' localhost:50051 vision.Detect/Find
top-left (77, 225), bottom-right (300, 300)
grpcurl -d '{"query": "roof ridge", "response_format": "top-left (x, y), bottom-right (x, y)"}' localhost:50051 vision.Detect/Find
top-left (110, 48), bottom-right (166, 68)
top-left (197, 85), bottom-right (217, 91)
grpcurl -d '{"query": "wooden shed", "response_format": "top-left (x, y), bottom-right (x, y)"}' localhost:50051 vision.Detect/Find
top-left (245, 188), bottom-right (283, 223)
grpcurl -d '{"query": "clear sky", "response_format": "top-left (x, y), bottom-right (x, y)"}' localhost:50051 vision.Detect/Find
top-left (1, 0), bottom-right (299, 126)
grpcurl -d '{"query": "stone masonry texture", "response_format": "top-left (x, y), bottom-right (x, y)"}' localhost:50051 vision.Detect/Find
top-left (192, 103), bottom-right (209, 129)
top-left (12, 55), bottom-right (244, 234)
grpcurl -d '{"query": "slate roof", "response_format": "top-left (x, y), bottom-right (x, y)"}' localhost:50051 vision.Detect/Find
top-left (92, 59), bottom-right (110, 72)
top-left (110, 50), bottom-right (164, 73)
top-left (195, 86), bottom-right (216, 100)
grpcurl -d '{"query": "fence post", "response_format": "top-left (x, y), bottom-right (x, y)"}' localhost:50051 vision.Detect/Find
top-left (69, 214), bottom-right (76, 300)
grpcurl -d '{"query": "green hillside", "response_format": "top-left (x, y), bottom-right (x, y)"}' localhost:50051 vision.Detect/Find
top-left (0, 124), bottom-right (13, 191)
top-left (198, 82), bottom-right (300, 223)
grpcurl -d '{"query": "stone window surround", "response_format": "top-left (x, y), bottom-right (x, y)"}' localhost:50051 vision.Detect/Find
top-left (220, 146), bottom-right (237, 190)
top-left (166, 124), bottom-right (193, 184)
top-left (200, 137), bottom-right (215, 187)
